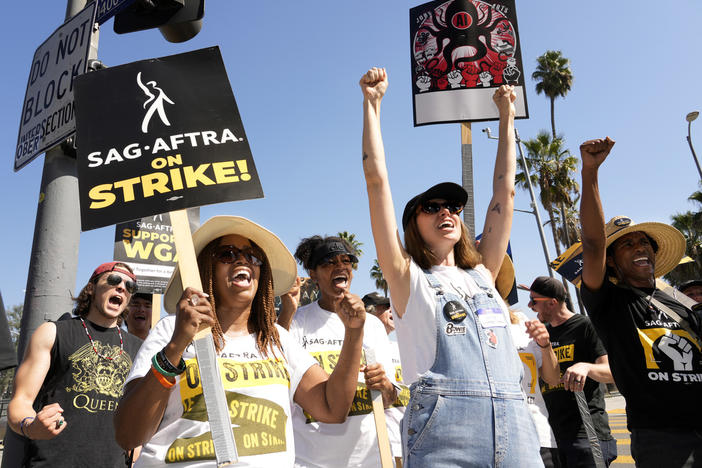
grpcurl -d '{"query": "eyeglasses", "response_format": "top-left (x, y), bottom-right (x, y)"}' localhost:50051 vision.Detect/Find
top-left (420, 201), bottom-right (464, 215)
top-left (213, 245), bottom-right (263, 266)
top-left (528, 296), bottom-right (551, 306)
top-left (106, 274), bottom-right (138, 294)
top-left (319, 256), bottom-right (354, 267)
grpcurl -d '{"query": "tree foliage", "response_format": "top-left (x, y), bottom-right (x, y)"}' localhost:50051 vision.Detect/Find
top-left (370, 259), bottom-right (388, 297)
top-left (664, 190), bottom-right (702, 286)
top-left (532, 50), bottom-right (574, 139)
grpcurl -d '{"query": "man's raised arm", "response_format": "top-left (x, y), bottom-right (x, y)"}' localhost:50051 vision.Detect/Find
top-left (579, 137), bottom-right (615, 292)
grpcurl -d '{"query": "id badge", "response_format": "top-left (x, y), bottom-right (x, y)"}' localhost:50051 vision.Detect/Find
top-left (476, 308), bottom-right (506, 328)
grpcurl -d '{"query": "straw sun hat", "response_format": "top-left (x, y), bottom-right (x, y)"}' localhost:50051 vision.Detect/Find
top-left (604, 215), bottom-right (686, 278)
top-left (164, 216), bottom-right (297, 314)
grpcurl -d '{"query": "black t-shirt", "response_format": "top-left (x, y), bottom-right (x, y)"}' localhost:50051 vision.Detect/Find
top-left (582, 278), bottom-right (702, 431)
top-left (541, 313), bottom-right (612, 442)
top-left (27, 317), bottom-right (142, 468)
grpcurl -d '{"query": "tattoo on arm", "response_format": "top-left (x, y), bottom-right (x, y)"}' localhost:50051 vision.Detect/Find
top-left (363, 152), bottom-right (368, 161)
top-left (497, 174), bottom-right (504, 180)
top-left (491, 203), bottom-right (502, 214)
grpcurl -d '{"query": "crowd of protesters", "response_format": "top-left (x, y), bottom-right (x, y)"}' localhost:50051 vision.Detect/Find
top-left (4, 68), bottom-right (701, 468)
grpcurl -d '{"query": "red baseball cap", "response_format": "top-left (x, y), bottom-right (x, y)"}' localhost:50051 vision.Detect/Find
top-left (90, 262), bottom-right (136, 282)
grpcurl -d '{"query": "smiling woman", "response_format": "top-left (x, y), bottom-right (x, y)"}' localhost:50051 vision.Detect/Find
top-left (114, 217), bottom-right (369, 467)
top-left (360, 67), bottom-right (542, 466)
top-left (281, 234), bottom-right (399, 467)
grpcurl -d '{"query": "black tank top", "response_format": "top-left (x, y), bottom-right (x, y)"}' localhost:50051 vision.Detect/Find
top-left (27, 317), bottom-right (142, 468)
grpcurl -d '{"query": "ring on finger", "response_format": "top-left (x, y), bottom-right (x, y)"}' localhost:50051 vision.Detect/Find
top-left (56, 418), bottom-right (64, 428)
top-left (189, 296), bottom-right (199, 307)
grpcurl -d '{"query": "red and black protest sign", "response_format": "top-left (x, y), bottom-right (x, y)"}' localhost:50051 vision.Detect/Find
top-left (410, 0), bottom-right (528, 125)
top-left (74, 47), bottom-right (263, 231)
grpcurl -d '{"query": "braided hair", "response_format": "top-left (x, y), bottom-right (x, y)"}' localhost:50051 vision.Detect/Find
top-left (197, 239), bottom-right (281, 357)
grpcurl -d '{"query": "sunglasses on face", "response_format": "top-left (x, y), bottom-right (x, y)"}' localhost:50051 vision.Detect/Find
top-left (528, 297), bottom-right (550, 306)
top-left (213, 245), bottom-right (264, 266)
top-left (105, 274), bottom-right (138, 294)
top-left (420, 201), bottom-right (464, 215)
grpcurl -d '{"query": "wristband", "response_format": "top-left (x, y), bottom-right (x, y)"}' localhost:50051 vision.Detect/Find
top-left (157, 348), bottom-right (186, 376)
top-left (151, 364), bottom-right (176, 389)
top-left (151, 354), bottom-right (180, 378)
top-left (537, 341), bottom-right (550, 349)
top-left (20, 416), bottom-right (35, 439)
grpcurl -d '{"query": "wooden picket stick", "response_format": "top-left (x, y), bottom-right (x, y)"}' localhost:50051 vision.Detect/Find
top-left (365, 349), bottom-right (393, 468)
top-left (171, 209), bottom-right (238, 466)
top-left (151, 293), bottom-right (161, 329)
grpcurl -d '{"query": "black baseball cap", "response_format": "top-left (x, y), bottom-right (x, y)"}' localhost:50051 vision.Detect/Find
top-left (362, 292), bottom-right (390, 308)
top-left (401, 182), bottom-right (468, 230)
top-left (525, 276), bottom-right (566, 302)
top-left (679, 280), bottom-right (702, 294)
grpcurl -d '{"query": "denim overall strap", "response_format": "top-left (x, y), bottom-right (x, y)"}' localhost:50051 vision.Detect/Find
top-left (401, 268), bottom-right (543, 467)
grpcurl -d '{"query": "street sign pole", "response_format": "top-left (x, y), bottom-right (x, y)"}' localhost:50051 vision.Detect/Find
top-left (4, 3), bottom-right (96, 464)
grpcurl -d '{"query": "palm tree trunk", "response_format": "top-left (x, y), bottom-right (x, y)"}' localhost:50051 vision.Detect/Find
top-left (550, 97), bottom-right (556, 140)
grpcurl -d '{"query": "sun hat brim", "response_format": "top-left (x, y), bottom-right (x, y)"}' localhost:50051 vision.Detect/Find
top-left (495, 254), bottom-right (515, 301)
top-left (604, 217), bottom-right (686, 279)
top-left (163, 216), bottom-right (296, 314)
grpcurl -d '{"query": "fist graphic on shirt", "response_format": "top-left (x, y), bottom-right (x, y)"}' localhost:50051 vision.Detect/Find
top-left (658, 333), bottom-right (693, 371)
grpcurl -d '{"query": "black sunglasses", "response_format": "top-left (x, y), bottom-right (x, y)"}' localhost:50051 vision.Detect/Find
top-left (106, 273), bottom-right (138, 294)
top-left (420, 201), bottom-right (464, 215)
top-left (213, 245), bottom-right (264, 266)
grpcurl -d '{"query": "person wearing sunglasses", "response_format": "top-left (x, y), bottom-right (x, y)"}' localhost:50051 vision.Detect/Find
top-left (524, 276), bottom-right (616, 467)
top-left (114, 217), bottom-right (366, 467)
top-left (279, 235), bottom-right (397, 468)
top-left (360, 67), bottom-right (542, 466)
top-left (8, 261), bottom-right (144, 468)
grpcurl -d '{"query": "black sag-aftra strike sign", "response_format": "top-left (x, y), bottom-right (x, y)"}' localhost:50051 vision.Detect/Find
top-left (409, 0), bottom-right (528, 126)
top-left (74, 47), bottom-right (263, 231)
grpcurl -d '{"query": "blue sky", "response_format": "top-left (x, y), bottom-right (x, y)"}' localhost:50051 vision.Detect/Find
top-left (2, 1), bottom-right (701, 316)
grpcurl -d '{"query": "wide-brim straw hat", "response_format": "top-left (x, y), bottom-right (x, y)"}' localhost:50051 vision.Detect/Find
top-left (495, 254), bottom-right (515, 301)
top-left (164, 216), bottom-right (296, 314)
top-left (604, 215), bottom-right (686, 279)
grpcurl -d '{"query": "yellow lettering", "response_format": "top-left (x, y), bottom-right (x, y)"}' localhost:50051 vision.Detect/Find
top-left (183, 164), bottom-right (215, 187)
top-left (141, 172), bottom-right (171, 197)
top-left (212, 161), bottom-right (238, 183)
top-left (88, 183), bottom-right (116, 209)
top-left (113, 177), bottom-right (141, 202)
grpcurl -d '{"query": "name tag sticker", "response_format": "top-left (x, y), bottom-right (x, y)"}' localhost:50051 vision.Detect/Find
top-left (476, 308), bottom-right (506, 328)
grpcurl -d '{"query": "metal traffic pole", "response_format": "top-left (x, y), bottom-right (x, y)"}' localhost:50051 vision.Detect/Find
top-left (483, 127), bottom-right (554, 277)
top-left (4, 1), bottom-right (92, 465)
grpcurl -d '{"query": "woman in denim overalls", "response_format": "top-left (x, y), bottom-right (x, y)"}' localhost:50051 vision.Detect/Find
top-left (360, 68), bottom-right (542, 467)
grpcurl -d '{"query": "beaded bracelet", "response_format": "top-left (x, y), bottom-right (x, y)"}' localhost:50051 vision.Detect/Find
top-left (20, 416), bottom-right (35, 438)
top-left (151, 364), bottom-right (176, 389)
top-left (157, 349), bottom-right (186, 376)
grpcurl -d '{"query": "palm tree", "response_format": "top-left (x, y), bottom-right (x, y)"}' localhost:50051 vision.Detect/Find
top-left (516, 132), bottom-right (579, 257)
top-left (337, 231), bottom-right (363, 270)
top-left (516, 132), bottom-right (582, 311)
top-left (532, 50), bottom-right (573, 139)
top-left (337, 231), bottom-right (363, 258)
top-left (370, 259), bottom-right (388, 297)
top-left (664, 190), bottom-right (702, 286)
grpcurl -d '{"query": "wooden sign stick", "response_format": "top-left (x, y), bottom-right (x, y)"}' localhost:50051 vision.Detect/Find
top-left (365, 349), bottom-right (394, 468)
top-left (151, 293), bottom-right (161, 330)
top-left (171, 209), bottom-right (238, 466)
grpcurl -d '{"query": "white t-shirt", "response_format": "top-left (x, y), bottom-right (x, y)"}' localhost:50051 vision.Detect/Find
top-left (126, 315), bottom-right (317, 468)
top-left (385, 339), bottom-right (407, 458)
top-left (392, 260), bottom-right (508, 385)
top-left (289, 301), bottom-right (397, 468)
top-left (509, 317), bottom-right (557, 449)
